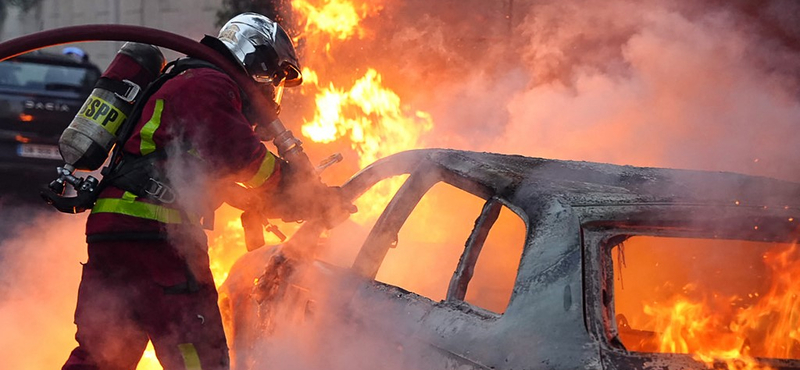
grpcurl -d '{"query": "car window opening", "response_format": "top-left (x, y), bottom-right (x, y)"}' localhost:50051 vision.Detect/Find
top-left (462, 202), bottom-right (526, 313)
top-left (611, 235), bottom-right (800, 361)
top-left (316, 174), bottom-right (409, 269)
top-left (374, 181), bottom-right (526, 313)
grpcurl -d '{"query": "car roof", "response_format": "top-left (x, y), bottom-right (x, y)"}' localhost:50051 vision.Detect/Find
top-left (7, 50), bottom-right (96, 68)
top-left (368, 149), bottom-right (800, 209)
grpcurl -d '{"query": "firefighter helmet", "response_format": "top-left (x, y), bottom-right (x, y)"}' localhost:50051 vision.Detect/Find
top-left (217, 13), bottom-right (302, 89)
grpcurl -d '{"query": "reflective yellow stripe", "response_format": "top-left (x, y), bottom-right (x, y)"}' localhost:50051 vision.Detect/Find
top-left (91, 198), bottom-right (192, 224)
top-left (77, 95), bottom-right (127, 134)
top-left (140, 99), bottom-right (164, 155)
top-left (242, 151), bottom-right (277, 188)
top-left (177, 343), bottom-right (203, 370)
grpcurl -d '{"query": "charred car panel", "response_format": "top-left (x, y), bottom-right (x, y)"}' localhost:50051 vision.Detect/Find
top-left (220, 149), bottom-right (800, 370)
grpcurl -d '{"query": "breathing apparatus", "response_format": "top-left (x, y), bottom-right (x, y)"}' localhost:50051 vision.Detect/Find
top-left (44, 42), bottom-right (166, 213)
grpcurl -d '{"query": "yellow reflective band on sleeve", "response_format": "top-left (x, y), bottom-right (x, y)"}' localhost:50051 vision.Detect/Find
top-left (140, 99), bottom-right (164, 155)
top-left (242, 151), bottom-right (277, 188)
top-left (177, 343), bottom-right (203, 370)
top-left (91, 198), bottom-right (198, 224)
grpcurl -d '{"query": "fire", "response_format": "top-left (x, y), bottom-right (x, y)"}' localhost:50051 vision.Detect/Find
top-left (291, 0), bottom-right (383, 40)
top-left (300, 68), bottom-right (433, 222)
top-left (620, 241), bottom-right (800, 369)
top-left (135, 342), bottom-right (160, 370)
top-left (138, 0), bottom-right (431, 367)
top-left (301, 68), bottom-right (432, 166)
top-left (735, 244), bottom-right (800, 359)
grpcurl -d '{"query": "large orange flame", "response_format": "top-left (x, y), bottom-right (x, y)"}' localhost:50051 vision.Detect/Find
top-left (622, 242), bottom-right (800, 370)
top-left (292, 0), bottom-right (379, 40)
top-left (300, 67), bottom-right (432, 222)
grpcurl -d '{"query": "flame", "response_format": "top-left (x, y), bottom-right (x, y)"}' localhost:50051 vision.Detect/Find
top-left (132, 2), bottom-right (433, 367)
top-left (135, 342), bottom-right (160, 370)
top-left (291, 0), bottom-right (383, 40)
top-left (620, 241), bottom-right (800, 369)
top-left (300, 67), bottom-right (433, 222)
top-left (301, 68), bottom-right (432, 166)
top-left (735, 244), bottom-right (800, 359)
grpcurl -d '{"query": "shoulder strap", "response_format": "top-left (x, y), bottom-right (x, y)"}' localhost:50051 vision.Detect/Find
top-left (113, 57), bottom-right (220, 151)
top-left (168, 57), bottom-right (224, 74)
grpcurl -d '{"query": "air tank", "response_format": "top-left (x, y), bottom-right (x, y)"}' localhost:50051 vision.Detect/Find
top-left (59, 42), bottom-right (165, 170)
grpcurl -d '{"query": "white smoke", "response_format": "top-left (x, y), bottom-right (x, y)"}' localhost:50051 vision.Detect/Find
top-left (240, 1), bottom-right (800, 368)
top-left (426, 0), bottom-right (800, 180)
top-left (7, 1), bottom-right (800, 369)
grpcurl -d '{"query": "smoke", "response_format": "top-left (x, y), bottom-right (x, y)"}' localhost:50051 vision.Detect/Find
top-left (0, 208), bottom-right (87, 369)
top-left (142, 0), bottom-right (800, 368)
top-left (422, 0), bottom-right (800, 180)
top-left (221, 246), bottom-right (445, 370)
top-left (246, 0), bottom-right (800, 367)
top-left (283, 0), bottom-right (800, 181)
top-left (9, 1), bottom-right (800, 368)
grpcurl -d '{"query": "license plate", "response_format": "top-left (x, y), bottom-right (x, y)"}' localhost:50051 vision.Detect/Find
top-left (17, 143), bottom-right (62, 160)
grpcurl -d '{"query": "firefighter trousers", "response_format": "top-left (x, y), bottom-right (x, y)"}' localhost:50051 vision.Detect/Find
top-left (62, 240), bottom-right (229, 370)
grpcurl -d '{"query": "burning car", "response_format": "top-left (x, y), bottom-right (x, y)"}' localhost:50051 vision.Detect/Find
top-left (219, 149), bottom-right (800, 370)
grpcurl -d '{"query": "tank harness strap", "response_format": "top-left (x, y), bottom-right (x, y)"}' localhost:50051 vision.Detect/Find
top-left (103, 56), bottom-right (225, 174)
top-left (102, 148), bottom-right (177, 203)
top-left (99, 58), bottom-right (219, 198)
top-left (91, 57), bottom-right (231, 228)
top-left (95, 77), bottom-right (141, 103)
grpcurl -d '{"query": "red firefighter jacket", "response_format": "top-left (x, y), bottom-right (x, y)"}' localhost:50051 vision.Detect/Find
top-left (86, 67), bottom-right (281, 237)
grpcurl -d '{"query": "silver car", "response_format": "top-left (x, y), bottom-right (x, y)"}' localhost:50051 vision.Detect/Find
top-left (220, 149), bottom-right (800, 370)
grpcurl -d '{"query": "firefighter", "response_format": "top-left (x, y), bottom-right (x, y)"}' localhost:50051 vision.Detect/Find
top-left (62, 13), bottom-right (314, 370)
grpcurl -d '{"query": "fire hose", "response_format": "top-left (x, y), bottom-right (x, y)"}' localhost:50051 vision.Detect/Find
top-left (0, 24), bottom-right (313, 173)
top-left (0, 25), bottom-right (340, 249)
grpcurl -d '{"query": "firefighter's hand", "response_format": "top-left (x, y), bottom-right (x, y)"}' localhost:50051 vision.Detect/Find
top-left (265, 162), bottom-right (356, 226)
top-left (274, 184), bottom-right (356, 227)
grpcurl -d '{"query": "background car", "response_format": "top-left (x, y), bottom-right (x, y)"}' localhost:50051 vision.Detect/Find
top-left (0, 50), bottom-right (100, 204)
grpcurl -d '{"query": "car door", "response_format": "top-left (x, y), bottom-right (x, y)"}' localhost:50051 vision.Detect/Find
top-left (341, 162), bottom-right (529, 369)
top-left (223, 153), bottom-right (527, 369)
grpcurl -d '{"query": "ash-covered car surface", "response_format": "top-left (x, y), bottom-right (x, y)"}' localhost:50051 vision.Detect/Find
top-left (219, 149), bottom-right (800, 370)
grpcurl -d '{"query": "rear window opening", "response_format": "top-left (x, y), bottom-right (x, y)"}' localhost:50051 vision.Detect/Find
top-left (610, 235), bottom-right (800, 361)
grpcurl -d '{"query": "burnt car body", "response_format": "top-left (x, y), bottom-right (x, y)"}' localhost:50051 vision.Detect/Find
top-left (220, 149), bottom-right (800, 370)
top-left (0, 51), bottom-right (100, 199)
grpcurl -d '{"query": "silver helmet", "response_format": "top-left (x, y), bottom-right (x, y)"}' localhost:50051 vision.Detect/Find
top-left (217, 13), bottom-right (302, 89)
